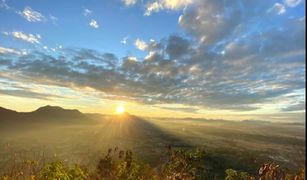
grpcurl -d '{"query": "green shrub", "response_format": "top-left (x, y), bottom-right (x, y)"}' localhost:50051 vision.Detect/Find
top-left (40, 161), bottom-right (87, 180)
top-left (225, 169), bottom-right (255, 180)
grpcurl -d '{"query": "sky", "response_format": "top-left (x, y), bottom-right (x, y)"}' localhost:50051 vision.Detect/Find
top-left (0, 0), bottom-right (305, 122)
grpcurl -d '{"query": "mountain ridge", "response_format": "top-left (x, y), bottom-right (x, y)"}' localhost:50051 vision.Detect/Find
top-left (0, 105), bottom-right (91, 123)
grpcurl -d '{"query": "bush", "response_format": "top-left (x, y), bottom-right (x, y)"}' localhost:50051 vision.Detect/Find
top-left (40, 161), bottom-right (88, 180)
top-left (160, 148), bottom-right (209, 179)
top-left (225, 169), bottom-right (255, 180)
top-left (1, 148), bottom-right (305, 180)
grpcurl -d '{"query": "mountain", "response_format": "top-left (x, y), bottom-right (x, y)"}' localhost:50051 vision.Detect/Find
top-left (0, 107), bottom-right (20, 123)
top-left (31, 105), bottom-right (88, 120)
top-left (0, 105), bottom-right (91, 124)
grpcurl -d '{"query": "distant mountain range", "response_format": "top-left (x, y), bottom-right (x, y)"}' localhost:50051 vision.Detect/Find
top-left (0, 105), bottom-right (90, 123)
top-left (0, 106), bottom-right (303, 126)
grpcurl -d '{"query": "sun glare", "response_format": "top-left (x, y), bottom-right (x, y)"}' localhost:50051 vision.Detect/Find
top-left (116, 105), bottom-right (125, 114)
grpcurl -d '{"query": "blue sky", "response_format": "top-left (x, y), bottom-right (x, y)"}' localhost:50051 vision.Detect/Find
top-left (0, 0), bottom-right (184, 58)
top-left (0, 0), bottom-right (305, 122)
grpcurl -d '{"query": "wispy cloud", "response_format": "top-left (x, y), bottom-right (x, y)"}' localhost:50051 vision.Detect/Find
top-left (134, 38), bottom-right (148, 51)
top-left (144, 2), bottom-right (163, 16)
top-left (0, 2), bottom-right (56, 24)
top-left (0, 0), bottom-right (9, 9)
top-left (49, 15), bottom-right (58, 25)
top-left (159, 106), bottom-right (200, 113)
top-left (0, 89), bottom-right (62, 100)
top-left (83, 8), bottom-right (92, 17)
top-left (145, 0), bottom-right (192, 16)
top-left (122, 0), bottom-right (137, 6)
top-left (285, 0), bottom-right (302, 7)
top-left (281, 101), bottom-right (305, 112)
top-left (267, 3), bottom-right (286, 15)
top-left (120, 36), bottom-right (129, 44)
top-left (0, 46), bottom-right (26, 55)
top-left (89, 19), bottom-right (99, 28)
top-left (3, 31), bottom-right (41, 44)
top-left (18, 6), bottom-right (47, 22)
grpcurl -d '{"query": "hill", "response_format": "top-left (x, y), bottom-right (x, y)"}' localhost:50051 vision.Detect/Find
top-left (0, 105), bottom-right (91, 125)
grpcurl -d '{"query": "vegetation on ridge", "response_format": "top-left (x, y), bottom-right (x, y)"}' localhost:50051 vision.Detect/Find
top-left (1, 147), bottom-right (305, 180)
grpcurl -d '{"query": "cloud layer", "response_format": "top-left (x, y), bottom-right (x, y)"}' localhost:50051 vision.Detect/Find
top-left (0, 0), bottom-right (305, 117)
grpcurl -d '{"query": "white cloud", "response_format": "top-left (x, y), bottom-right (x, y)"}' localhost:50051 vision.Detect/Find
top-left (1, 3), bottom-right (56, 24)
top-left (12, 31), bottom-right (41, 44)
top-left (163, 0), bottom-right (193, 9)
top-left (127, 56), bottom-right (138, 61)
top-left (134, 38), bottom-right (148, 51)
top-left (4, 31), bottom-right (41, 44)
top-left (284, 0), bottom-right (302, 7)
top-left (145, 2), bottom-right (163, 16)
top-left (2, 31), bottom-right (9, 36)
top-left (0, 0), bottom-right (9, 9)
top-left (89, 19), bottom-right (99, 28)
top-left (83, 9), bottom-right (92, 17)
top-left (268, 3), bottom-right (286, 15)
top-left (144, 51), bottom-right (155, 60)
top-left (145, 0), bottom-right (193, 16)
top-left (122, 0), bottom-right (137, 6)
top-left (120, 36), bottom-right (129, 44)
top-left (19, 6), bottom-right (46, 22)
top-left (0, 46), bottom-right (26, 55)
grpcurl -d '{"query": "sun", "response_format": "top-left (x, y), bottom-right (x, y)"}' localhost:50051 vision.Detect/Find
top-left (116, 105), bottom-right (125, 114)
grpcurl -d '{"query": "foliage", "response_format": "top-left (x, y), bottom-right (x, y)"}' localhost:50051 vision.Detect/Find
top-left (40, 161), bottom-right (88, 180)
top-left (160, 148), bottom-right (209, 179)
top-left (225, 162), bottom-right (306, 180)
top-left (1, 148), bottom-right (305, 180)
top-left (95, 147), bottom-right (158, 180)
top-left (225, 169), bottom-right (255, 180)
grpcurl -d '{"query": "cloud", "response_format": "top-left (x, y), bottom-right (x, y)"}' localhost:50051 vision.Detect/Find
top-left (0, 46), bottom-right (26, 55)
top-left (284, 0), bottom-right (302, 7)
top-left (0, 0), bottom-right (304, 115)
top-left (122, 0), bottom-right (137, 6)
top-left (281, 101), bottom-right (305, 112)
top-left (268, 3), bottom-right (286, 15)
top-left (0, 0), bottom-right (9, 9)
top-left (162, 0), bottom-right (193, 9)
top-left (5, 31), bottom-right (41, 44)
top-left (0, 89), bottom-right (62, 100)
top-left (120, 36), bottom-right (129, 44)
top-left (126, 56), bottom-right (138, 62)
top-left (144, 2), bottom-right (163, 16)
top-left (159, 106), bottom-right (199, 113)
top-left (178, 0), bottom-right (244, 45)
top-left (83, 9), bottom-right (92, 17)
top-left (166, 35), bottom-right (190, 59)
top-left (145, 0), bottom-right (193, 16)
top-left (134, 38), bottom-right (148, 51)
top-left (89, 19), bottom-right (99, 28)
top-left (49, 15), bottom-right (58, 25)
top-left (18, 6), bottom-right (47, 22)
top-left (1, 3), bottom-right (57, 24)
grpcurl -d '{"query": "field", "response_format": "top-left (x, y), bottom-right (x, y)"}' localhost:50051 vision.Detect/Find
top-left (0, 112), bottom-right (305, 178)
